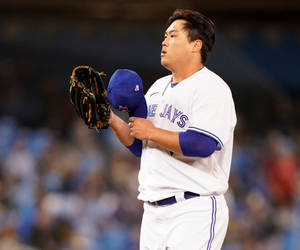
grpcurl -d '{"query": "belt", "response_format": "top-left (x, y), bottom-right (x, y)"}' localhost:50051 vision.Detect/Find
top-left (148, 191), bottom-right (200, 206)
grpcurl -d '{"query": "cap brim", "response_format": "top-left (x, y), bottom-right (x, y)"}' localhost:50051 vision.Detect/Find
top-left (128, 95), bottom-right (147, 118)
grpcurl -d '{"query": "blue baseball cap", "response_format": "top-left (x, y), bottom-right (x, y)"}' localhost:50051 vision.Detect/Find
top-left (107, 69), bottom-right (147, 118)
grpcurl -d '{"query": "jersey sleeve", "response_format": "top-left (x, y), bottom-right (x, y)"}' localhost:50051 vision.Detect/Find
top-left (126, 138), bottom-right (142, 157)
top-left (188, 85), bottom-right (236, 150)
top-left (179, 130), bottom-right (217, 157)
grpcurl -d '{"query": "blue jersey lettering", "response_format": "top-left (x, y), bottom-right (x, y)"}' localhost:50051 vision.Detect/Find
top-left (159, 104), bottom-right (168, 117)
top-left (165, 105), bottom-right (172, 120)
top-left (171, 108), bottom-right (183, 123)
top-left (155, 103), bottom-right (189, 128)
top-left (148, 104), bottom-right (158, 117)
top-left (177, 115), bottom-right (189, 128)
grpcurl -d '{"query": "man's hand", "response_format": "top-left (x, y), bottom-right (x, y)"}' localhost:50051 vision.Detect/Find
top-left (128, 117), bottom-right (156, 140)
top-left (129, 117), bottom-right (182, 154)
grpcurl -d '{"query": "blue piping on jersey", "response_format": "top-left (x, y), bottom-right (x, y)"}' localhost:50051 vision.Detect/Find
top-left (171, 82), bottom-right (179, 88)
top-left (188, 126), bottom-right (223, 150)
top-left (207, 196), bottom-right (217, 250)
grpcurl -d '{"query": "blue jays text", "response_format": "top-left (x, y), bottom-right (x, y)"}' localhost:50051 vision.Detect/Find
top-left (148, 103), bottom-right (189, 128)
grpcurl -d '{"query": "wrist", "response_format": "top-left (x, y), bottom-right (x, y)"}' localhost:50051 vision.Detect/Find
top-left (148, 126), bottom-right (157, 141)
top-left (108, 110), bottom-right (115, 126)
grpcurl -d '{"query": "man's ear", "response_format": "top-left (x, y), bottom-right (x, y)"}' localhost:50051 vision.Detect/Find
top-left (192, 40), bottom-right (202, 53)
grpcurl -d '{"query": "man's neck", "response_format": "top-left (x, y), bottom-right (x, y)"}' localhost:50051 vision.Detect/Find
top-left (171, 64), bottom-right (204, 83)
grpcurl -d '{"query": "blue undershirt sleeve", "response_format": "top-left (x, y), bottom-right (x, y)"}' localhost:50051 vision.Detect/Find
top-left (126, 138), bottom-right (142, 157)
top-left (179, 130), bottom-right (218, 157)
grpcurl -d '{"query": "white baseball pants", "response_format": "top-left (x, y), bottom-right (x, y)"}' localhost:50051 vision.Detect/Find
top-left (140, 194), bottom-right (228, 250)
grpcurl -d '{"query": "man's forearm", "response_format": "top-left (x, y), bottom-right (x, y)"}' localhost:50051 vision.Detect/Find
top-left (109, 111), bottom-right (135, 146)
top-left (128, 117), bottom-right (182, 154)
top-left (150, 127), bottom-right (182, 154)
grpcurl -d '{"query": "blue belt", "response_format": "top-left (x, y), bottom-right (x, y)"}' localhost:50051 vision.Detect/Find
top-left (148, 191), bottom-right (200, 206)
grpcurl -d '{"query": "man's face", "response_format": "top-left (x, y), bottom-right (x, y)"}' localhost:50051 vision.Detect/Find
top-left (161, 19), bottom-right (195, 71)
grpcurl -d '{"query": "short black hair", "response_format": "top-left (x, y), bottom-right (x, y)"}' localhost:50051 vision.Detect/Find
top-left (167, 9), bottom-right (215, 64)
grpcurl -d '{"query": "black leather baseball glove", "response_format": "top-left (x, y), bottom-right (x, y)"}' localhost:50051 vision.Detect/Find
top-left (69, 66), bottom-right (110, 130)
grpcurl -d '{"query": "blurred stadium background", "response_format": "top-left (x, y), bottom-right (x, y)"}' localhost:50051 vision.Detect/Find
top-left (0, 0), bottom-right (300, 249)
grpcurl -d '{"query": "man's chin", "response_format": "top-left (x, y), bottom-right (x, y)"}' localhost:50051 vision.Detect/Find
top-left (160, 59), bottom-right (171, 70)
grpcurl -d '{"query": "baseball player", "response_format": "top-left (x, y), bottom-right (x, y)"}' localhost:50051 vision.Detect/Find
top-left (108, 9), bottom-right (237, 250)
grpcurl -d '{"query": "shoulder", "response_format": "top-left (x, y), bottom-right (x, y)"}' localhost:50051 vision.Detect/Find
top-left (145, 74), bottom-right (172, 95)
top-left (153, 74), bottom-right (172, 87)
top-left (193, 67), bottom-right (233, 98)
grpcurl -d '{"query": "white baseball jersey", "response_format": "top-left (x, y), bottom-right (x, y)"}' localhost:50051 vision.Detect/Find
top-left (137, 67), bottom-right (237, 202)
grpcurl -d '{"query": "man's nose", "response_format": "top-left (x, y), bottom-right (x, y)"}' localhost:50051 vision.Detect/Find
top-left (162, 38), bottom-right (168, 47)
